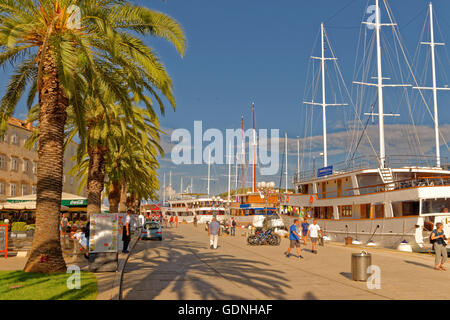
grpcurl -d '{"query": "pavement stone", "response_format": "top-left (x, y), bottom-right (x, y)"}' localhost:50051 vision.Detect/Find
top-left (119, 224), bottom-right (450, 300)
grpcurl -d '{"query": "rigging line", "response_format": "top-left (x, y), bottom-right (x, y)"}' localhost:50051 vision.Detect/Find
top-left (327, 28), bottom-right (379, 162)
top-left (385, 0), bottom-right (449, 154)
top-left (398, 6), bottom-right (427, 31)
top-left (324, 0), bottom-right (360, 24)
top-left (278, 136), bottom-right (285, 190)
top-left (350, 101), bottom-right (376, 161)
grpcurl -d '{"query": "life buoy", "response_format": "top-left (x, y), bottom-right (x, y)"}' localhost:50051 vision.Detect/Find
top-left (309, 195), bottom-right (314, 203)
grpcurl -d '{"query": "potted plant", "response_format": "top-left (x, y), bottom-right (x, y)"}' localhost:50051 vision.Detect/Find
top-left (25, 224), bottom-right (35, 237)
top-left (11, 222), bottom-right (27, 238)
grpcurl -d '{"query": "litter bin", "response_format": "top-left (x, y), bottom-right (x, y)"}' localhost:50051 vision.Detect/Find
top-left (351, 251), bottom-right (372, 281)
top-left (345, 237), bottom-right (353, 246)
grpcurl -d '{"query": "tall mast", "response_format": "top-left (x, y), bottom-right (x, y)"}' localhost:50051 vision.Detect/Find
top-left (169, 171), bottom-right (172, 200)
top-left (304, 23), bottom-right (347, 168)
top-left (241, 116), bottom-right (245, 194)
top-left (320, 23), bottom-right (328, 167)
top-left (413, 2), bottom-right (449, 168)
top-left (234, 154), bottom-right (238, 192)
top-left (285, 132), bottom-right (288, 193)
top-left (297, 136), bottom-right (300, 181)
top-left (191, 176), bottom-right (193, 193)
top-left (375, 0), bottom-right (386, 168)
top-left (228, 142), bottom-right (232, 202)
top-left (180, 177), bottom-right (183, 195)
top-left (207, 149), bottom-right (211, 197)
top-left (252, 103), bottom-right (257, 193)
top-left (355, 1), bottom-right (407, 168)
top-left (163, 172), bottom-right (166, 205)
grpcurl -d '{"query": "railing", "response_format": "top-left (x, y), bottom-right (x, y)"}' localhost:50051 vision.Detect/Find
top-left (293, 155), bottom-right (449, 184)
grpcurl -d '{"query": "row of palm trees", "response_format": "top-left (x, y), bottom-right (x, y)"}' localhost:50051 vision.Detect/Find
top-left (0, 0), bottom-right (186, 273)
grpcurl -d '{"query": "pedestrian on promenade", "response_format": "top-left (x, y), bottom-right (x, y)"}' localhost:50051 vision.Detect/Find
top-left (301, 218), bottom-right (309, 244)
top-left (169, 216), bottom-right (174, 228)
top-left (72, 227), bottom-right (89, 259)
top-left (193, 215), bottom-right (198, 227)
top-left (138, 212), bottom-right (145, 228)
top-left (231, 217), bottom-right (237, 236)
top-left (122, 210), bottom-right (132, 253)
top-left (307, 219), bottom-right (323, 254)
top-left (175, 215), bottom-right (179, 228)
top-left (285, 219), bottom-right (303, 259)
top-left (208, 217), bottom-right (220, 249)
top-left (431, 222), bottom-right (448, 271)
top-left (60, 213), bottom-right (68, 237)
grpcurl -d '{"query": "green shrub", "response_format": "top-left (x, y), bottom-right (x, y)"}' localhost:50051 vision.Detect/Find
top-left (11, 222), bottom-right (27, 232)
top-left (25, 224), bottom-right (35, 231)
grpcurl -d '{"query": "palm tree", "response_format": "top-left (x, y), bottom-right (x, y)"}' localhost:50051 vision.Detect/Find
top-left (0, 0), bottom-right (185, 273)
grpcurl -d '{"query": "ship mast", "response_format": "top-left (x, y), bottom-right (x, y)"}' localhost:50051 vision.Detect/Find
top-left (207, 149), bottom-right (211, 197)
top-left (241, 116), bottom-right (245, 194)
top-left (413, 2), bottom-right (450, 168)
top-left (355, 0), bottom-right (408, 168)
top-left (163, 172), bottom-right (166, 205)
top-left (252, 103), bottom-right (257, 192)
top-left (304, 23), bottom-right (347, 168)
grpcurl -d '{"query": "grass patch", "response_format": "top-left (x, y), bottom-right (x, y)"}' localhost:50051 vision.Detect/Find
top-left (0, 270), bottom-right (97, 300)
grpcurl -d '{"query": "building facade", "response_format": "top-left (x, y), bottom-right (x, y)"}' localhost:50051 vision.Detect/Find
top-left (0, 117), bottom-right (85, 202)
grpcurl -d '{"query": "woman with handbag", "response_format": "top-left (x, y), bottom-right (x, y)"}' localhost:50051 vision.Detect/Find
top-left (431, 222), bottom-right (448, 271)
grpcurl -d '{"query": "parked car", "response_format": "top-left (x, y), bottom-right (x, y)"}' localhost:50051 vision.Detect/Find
top-left (141, 221), bottom-right (162, 241)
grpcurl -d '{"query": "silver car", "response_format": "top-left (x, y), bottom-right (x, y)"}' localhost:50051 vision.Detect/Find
top-left (141, 221), bottom-right (163, 241)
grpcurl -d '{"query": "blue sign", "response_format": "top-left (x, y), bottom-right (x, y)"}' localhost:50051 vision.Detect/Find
top-left (317, 166), bottom-right (333, 178)
top-left (240, 204), bottom-right (251, 209)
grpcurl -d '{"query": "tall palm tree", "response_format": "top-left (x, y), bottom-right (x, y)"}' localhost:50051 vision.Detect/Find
top-left (0, 0), bottom-right (185, 273)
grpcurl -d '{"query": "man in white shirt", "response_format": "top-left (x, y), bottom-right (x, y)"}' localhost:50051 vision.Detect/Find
top-left (307, 219), bottom-right (323, 254)
top-left (138, 212), bottom-right (145, 228)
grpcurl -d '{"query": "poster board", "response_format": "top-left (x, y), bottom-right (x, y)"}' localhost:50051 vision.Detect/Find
top-left (89, 214), bottom-right (119, 253)
top-left (0, 225), bottom-right (8, 258)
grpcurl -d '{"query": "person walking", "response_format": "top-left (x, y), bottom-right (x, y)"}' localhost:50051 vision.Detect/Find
top-left (307, 219), bottom-right (323, 254)
top-left (169, 215), bottom-right (174, 228)
top-left (208, 217), bottom-right (220, 249)
top-left (284, 219), bottom-right (303, 259)
top-left (231, 217), bottom-right (237, 236)
top-left (301, 218), bottom-right (309, 244)
top-left (431, 222), bottom-right (448, 271)
top-left (175, 215), bottom-right (179, 228)
top-left (193, 215), bottom-right (198, 227)
top-left (138, 212), bottom-right (145, 228)
top-left (60, 213), bottom-right (68, 237)
top-left (122, 210), bottom-right (132, 253)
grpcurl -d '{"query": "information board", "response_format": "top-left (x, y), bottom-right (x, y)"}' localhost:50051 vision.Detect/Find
top-left (89, 214), bottom-right (119, 253)
top-left (0, 224), bottom-right (8, 258)
top-left (317, 166), bottom-right (333, 178)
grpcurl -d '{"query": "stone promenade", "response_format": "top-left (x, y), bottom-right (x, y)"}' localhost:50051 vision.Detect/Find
top-left (121, 224), bottom-right (449, 300)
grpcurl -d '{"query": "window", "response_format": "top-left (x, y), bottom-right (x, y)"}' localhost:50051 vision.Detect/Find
top-left (10, 183), bottom-right (16, 196)
top-left (0, 155), bottom-right (6, 169)
top-left (0, 133), bottom-right (7, 143)
top-left (0, 182), bottom-right (4, 195)
top-left (32, 162), bottom-right (37, 174)
top-left (23, 160), bottom-right (29, 172)
top-left (32, 186), bottom-right (37, 195)
top-left (11, 132), bottom-right (18, 144)
top-left (11, 157), bottom-right (18, 171)
top-left (339, 205), bottom-right (353, 217)
top-left (22, 185), bottom-right (27, 196)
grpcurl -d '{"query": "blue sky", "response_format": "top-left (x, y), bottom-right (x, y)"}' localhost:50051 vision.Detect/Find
top-left (3, 0), bottom-right (450, 198)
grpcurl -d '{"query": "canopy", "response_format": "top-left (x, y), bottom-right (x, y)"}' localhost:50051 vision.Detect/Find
top-left (0, 201), bottom-right (69, 211)
top-left (7, 192), bottom-right (87, 207)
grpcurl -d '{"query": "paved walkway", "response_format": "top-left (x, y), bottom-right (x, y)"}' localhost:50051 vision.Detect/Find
top-left (121, 224), bottom-right (450, 300)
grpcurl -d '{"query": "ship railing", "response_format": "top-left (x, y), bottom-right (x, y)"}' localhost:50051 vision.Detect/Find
top-left (294, 155), bottom-right (449, 184)
top-left (306, 175), bottom-right (450, 200)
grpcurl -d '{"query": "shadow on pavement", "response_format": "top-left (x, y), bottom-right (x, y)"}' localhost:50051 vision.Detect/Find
top-left (404, 260), bottom-right (435, 270)
top-left (122, 229), bottom-right (292, 300)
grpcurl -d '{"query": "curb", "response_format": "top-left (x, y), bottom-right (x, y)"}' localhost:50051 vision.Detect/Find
top-left (111, 234), bottom-right (140, 300)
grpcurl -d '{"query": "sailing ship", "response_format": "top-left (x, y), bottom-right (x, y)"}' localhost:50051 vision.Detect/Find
top-left (280, 0), bottom-right (450, 252)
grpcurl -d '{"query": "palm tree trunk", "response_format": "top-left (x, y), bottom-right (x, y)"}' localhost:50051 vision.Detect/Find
top-left (119, 181), bottom-right (127, 213)
top-left (86, 144), bottom-right (107, 217)
top-left (108, 180), bottom-right (121, 213)
top-left (24, 48), bottom-right (67, 273)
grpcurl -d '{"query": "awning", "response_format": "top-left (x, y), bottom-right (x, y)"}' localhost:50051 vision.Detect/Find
top-left (7, 192), bottom-right (87, 207)
top-left (0, 201), bottom-right (69, 211)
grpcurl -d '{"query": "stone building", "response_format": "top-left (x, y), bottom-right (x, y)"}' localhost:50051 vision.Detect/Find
top-left (0, 117), bottom-right (85, 202)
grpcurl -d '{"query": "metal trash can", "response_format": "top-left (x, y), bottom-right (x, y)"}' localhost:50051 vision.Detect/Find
top-left (351, 251), bottom-right (372, 281)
